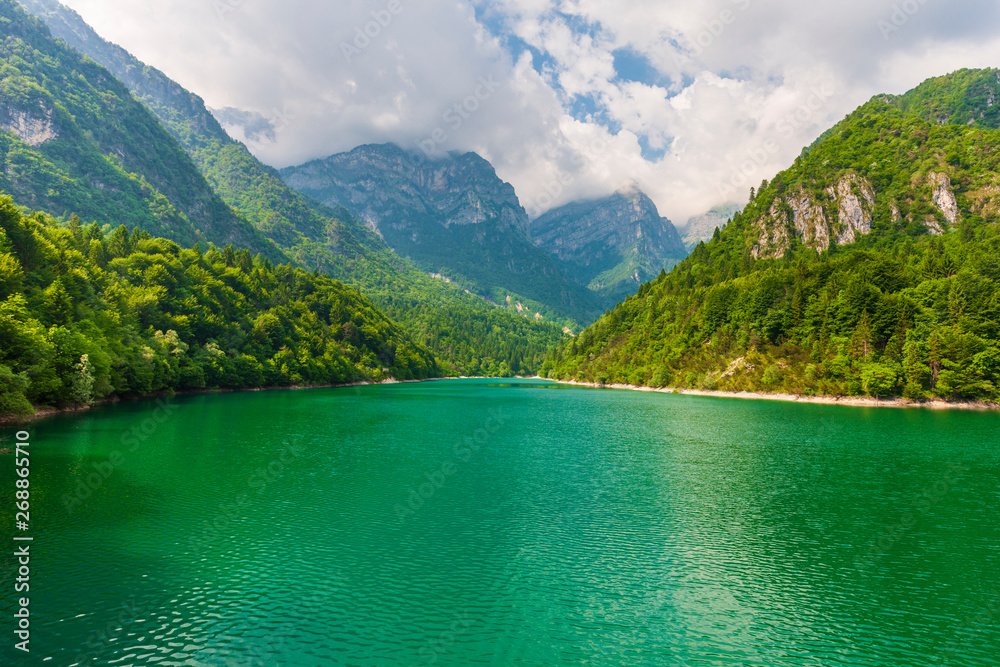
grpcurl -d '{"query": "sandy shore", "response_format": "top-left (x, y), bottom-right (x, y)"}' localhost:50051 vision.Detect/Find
top-left (546, 379), bottom-right (1000, 411)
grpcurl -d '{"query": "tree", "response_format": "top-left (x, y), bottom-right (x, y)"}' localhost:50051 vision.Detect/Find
top-left (861, 363), bottom-right (897, 397)
top-left (849, 311), bottom-right (874, 360)
top-left (71, 354), bottom-right (95, 406)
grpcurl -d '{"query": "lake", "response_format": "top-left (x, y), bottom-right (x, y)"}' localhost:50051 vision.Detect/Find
top-left (2, 379), bottom-right (999, 665)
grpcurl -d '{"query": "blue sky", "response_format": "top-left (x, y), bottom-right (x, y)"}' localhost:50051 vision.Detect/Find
top-left (58, 0), bottom-right (1000, 224)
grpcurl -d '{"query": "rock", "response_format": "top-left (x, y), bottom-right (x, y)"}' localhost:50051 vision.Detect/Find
top-left (682, 204), bottom-right (741, 250)
top-left (751, 201), bottom-right (792, 260)
top-left (749, 173), bottom-right (875, 259)
top-left (1, 103), bottom-right (57, 147)
top-left (928, 171), bottom-right (959, 230)
top-left (828, 173), bottom-right (875, 245)
top-left (788, 189), bottom-right (830, 252)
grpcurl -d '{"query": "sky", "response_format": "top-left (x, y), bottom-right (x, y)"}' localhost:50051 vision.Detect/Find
top-left (59, 0), bottom-right (1000, 225)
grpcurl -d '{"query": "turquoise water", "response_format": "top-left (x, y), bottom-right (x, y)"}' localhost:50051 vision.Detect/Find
top-left (2, 379), bottom-right (999, 665)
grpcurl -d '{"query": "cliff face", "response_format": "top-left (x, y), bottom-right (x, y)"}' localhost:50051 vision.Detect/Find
top-left (281, 143), bottom-right (599, 324)
top-left (749, 171), bottom-right (956, 260)
top-left (529, 186), bottom-right (688, 304)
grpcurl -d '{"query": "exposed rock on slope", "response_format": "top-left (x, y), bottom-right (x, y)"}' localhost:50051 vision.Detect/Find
top-left (928, 171), bottom-right (959, 231)
top-left (0, 103), bottom-right (57, 146)
top-left (751, 173), bottom-right (877, 259)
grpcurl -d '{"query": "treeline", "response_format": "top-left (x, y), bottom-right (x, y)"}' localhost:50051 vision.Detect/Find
top-left (547, 220), bottom-right (1000, 401)
top-left (0, 197), bottom-right (439, 416)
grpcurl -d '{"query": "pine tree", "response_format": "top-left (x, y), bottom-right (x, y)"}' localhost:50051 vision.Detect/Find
top-left (849, 310), bottom-right (874, 359)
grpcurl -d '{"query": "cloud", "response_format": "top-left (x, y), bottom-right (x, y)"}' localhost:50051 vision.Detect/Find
top-left (59, 0), bottom-right (1000, 224)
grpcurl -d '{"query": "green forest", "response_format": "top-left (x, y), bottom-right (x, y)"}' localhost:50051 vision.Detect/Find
top-left (546, 74), bottom-right (1000, 402)
top-left (0, 196), bottom-right (439, 416)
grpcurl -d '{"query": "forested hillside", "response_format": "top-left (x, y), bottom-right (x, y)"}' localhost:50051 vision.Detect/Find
top-left (547, 70), bottom-right (1000, 402)
top-left (0, 196), bottom-right (438, 416)
top-left (17, 0), bottom-right (568, 374)
top-left (0, 0), bottom-right (282, 260)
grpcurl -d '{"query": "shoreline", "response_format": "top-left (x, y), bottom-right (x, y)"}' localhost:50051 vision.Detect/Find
top-left (5, 375), bottom-right (997, 426)
top-left (546, 379), bottom-right (1000, 412)
top-left (0, 375), bottom-right (472, 426)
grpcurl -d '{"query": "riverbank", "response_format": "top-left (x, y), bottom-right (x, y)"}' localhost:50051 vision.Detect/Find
top-left (547, 378), bottom-right (1000, 411)
top-left (0, 375), bottom-right (472, 426)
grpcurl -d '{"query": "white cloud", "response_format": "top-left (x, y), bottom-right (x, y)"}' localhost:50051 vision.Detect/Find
top-left (59, 0), bottom-right (1000, 225)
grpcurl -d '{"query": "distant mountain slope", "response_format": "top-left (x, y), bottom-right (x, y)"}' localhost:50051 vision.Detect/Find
top-left (0, 0), bottom-right (282, 260)
top-left (18, 0), bottom-right (569, 374)
top-left (682, 204), bottom-right (741, 251)
top-left (529, 185), bottom-right (688, 305)
top-left (281, 143), bottom-right (600, 325)
top-left (545, 68), bottom-right (1000, 403)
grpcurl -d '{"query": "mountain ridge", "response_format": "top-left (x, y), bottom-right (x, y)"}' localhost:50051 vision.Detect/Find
top-left (529, 185), bottom-right (688, 305)
top-left (281, 142), bottom-right (601, 326)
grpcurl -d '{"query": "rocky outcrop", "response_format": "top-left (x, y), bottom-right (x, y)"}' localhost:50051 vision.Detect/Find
top-left (788, 190), bottom-right (830, 251)
top-left (529, 185), bottom-right (688, 304)
top-left (827, 173), bottom-right (875, 245)
top-left (750, 173), bottom-right (875, 259)
top-left (1, 103), bottom-right (57, 147)
top-left (751, 201), bottom-right (792, 260)
top-left (928, 171), bottom-right (959, 232)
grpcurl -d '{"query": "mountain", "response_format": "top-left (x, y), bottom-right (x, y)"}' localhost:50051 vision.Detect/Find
top-left (280, 143), bottom-right (600, 325)
top-left (682, 204), bottom-right (741, 251)
top-left (0, 0), bottom-right (282, 260)
top-left (889, 68), bottom-right (1000, 129)
top-left (0, 196), bottom-right (438, 416)
top-left (528, 185), bottom-right (688, 305)
top-left (17, 0), bottom-right (569, 374)
top-left (543, 69), bottom-right (1000, 403)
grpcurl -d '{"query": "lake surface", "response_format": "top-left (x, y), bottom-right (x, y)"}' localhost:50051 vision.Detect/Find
top-left (2, 379), bottom-right (999, 666)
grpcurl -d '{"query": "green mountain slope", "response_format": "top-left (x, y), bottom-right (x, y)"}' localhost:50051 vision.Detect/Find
top-left (890, 67), bottom-right (1000, 129)
top-left (0, 0), bottom-right (282, 260)
top-left (19, 0), bottom-right (567, 374)
top-left (545, 69), bottom-right (1000, 402)
top-left (0, 196), bottom-right (438, 417)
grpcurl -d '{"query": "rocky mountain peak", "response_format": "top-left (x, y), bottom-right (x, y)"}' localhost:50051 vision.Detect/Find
top-left (529, 187), bottom-right (688, 303)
